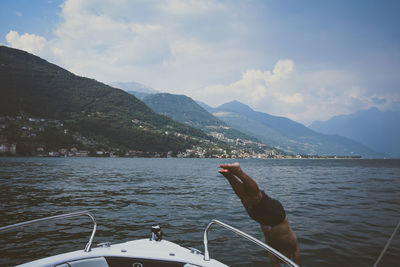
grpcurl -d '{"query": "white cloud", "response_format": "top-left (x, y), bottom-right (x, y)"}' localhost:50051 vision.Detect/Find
top-left (199, 59), bottom-right (297, 105)
top-left (4, 0), bottom-right (399, 125)
top-left (4, 0), bottom-right (241, 86)
top-left (159, 0), bottom-right (225, 15)
top-left (194, 59), bottom-right (398, 125)
top-left (12, 0), bottom-right (255, 86)
top-left (271, 59), bottom-right (294, 81)
top-left (6, 31), bottom-right (47, 55)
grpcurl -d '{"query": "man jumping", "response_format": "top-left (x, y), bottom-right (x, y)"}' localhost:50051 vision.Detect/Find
top-left (219, 163), bottom-right (301, 267)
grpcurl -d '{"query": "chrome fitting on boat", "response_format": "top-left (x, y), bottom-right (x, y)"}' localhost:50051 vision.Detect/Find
top-left (150, 225), bottom-right (163, 241)
top-left (189, 247), bottom-right (202, 255)
top-left (98, 242), bottom-right (113, 248)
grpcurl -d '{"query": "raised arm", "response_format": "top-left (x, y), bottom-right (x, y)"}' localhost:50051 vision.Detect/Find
top-left (219, 163), bottom-right (262, 205)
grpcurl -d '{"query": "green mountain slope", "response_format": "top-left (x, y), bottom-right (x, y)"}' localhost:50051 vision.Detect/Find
top-left (0, 45), bottom-right (218, 154)
top-left (142, 93), bottom-right (279, 151)
top-left (143, 93), bottom-right (222, 128)
top-left (206, 101), bottom-right (384, 158)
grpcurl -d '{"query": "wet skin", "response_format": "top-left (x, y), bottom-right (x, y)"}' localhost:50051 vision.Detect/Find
top-left (219, 163), bottom-right (301, 267)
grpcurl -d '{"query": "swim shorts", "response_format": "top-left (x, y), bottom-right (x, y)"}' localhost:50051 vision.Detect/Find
top-left (245, 191), bottom-right (286, 227)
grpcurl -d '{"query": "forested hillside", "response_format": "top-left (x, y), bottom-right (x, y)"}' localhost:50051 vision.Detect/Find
top-left (0, 46), bottom-right (221, 155)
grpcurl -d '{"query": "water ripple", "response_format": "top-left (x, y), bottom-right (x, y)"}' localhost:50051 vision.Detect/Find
top-left (0, 157), bottom-right (399, 266)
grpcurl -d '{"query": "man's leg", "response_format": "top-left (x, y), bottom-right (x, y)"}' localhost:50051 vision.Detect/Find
top-left (262, 221), bottom-right (302, 267)
top-left (293, 239), bottom-right (301, 266)
top-left (268, 253), bottom-right (281, 267)
top-left (263, 233), bottom-right (292, 267)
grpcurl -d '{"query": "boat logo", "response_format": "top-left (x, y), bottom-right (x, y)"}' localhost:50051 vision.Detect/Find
top-left (132, 263), bottom-right (143, 267)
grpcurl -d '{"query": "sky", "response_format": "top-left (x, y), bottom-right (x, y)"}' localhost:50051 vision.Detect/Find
top-left (1, 0), bottom-right (399, 125)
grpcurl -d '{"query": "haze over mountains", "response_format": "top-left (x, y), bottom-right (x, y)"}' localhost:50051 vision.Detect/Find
top-left (110, 81), bottom-right (395, 158)
top-left (310, 108), bottom-right (400, 158)
top-left (121, 86), bottom-right (385, 157)
top-left (199, 101), bottom-right (383, 158)
top-left (110, 81), bottom-right (158, 100)
top-left (1, 45), bottom-right (396, 158)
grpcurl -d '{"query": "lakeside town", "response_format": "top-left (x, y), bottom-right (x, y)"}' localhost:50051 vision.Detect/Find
top-left (0, 116), bottom-right (361, 159)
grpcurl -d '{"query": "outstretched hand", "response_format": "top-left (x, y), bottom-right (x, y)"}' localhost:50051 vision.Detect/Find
top-left (218, 162), bottom-right (242, 176)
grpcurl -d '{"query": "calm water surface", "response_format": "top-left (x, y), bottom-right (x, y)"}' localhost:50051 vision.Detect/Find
top-left (0, 157), bottom-right (399, 266)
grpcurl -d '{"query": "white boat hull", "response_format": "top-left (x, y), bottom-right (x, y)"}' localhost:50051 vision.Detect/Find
top-left (17, 238), bottom-right (228, 267)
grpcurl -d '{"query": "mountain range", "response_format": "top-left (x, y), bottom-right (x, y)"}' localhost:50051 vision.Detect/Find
top-left (1, 45), bottom-right (394, 158)
top-left (309, 107), bottom-right (400, 158)
top-left (140, 93), bottom-right (278, 153)
top-left (0, 45), bottom-right (224, 155)
top-left (125, 88), bottom-right (385, 158)
top-left (198, 101), bottom-right (383, 158)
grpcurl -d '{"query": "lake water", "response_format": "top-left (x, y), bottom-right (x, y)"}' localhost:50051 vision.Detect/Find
top-left (0, 157), bottom-right (399, 266)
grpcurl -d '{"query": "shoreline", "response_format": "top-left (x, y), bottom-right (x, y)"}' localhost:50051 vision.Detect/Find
top-left (4, 155), bottom-right (395, 160)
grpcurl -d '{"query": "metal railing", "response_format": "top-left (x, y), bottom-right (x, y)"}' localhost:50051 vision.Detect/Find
top-left (203, 219), bottom-right (299, 267)
top-left (0, 211), bottom-right (97, 252)
top-left (373, 220), bottom-right (400, 267)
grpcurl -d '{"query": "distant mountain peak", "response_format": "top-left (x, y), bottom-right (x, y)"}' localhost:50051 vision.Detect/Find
top-left (309, 107), bottom-right (399, 157)
top-left (212, 100), bottom-right (383, 157)
top-left (217, 100), bottom-right (254, 113)
top-left (156, 92), bottom-right (188, 98)
top-left (109, 81), bottom-right (158, 94)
